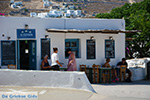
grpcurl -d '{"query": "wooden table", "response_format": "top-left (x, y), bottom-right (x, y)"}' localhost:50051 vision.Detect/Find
top-left (59, 67), bottom-right (67, 71)
top-left (86, 67), bottom-right (112, 83)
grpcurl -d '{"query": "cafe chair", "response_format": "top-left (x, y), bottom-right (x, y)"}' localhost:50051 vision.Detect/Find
top-left (92, 64), bottom-right (100, 83)
top-left (40, 64), bottom-right (42, 70)
top-left (102, 69), bottom-right (110, 83)
top-left (8, 64), bottom-right (17, 69)
top-left (80, 65), bottom-right (87, 73)
top-left (120, 65), bottom-right (127, 82)
top-left (80, 64), bottom-right (92, 83)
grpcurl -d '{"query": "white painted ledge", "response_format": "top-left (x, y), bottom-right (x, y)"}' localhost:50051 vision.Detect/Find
top-left (130, 68), bottom-right (145, 81)
top-left (0, 69), bottom-right (95, 93)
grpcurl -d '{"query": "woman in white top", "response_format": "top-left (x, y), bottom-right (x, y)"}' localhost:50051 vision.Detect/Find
top-left (51, 47), bottom-right (62, 71)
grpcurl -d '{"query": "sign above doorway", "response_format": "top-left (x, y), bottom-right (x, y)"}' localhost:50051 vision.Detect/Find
top-left (17, 29), bottom-right (36, 39)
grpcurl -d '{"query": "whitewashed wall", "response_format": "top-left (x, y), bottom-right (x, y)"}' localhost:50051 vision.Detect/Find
top-left (0, 16), bottom-right (125, 70)
top-left (65, 18), bottom-right (125, 30)
top-left (48, 32), bottom-right (125, 70)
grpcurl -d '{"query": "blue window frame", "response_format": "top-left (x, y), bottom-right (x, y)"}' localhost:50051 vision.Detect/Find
top-left (41, 38), bottom-right (51, 59)
top-left (105, 40), bottom-right (115, 58)
top-left (86, 39), bottom-right (96, 59)
top-left (1, 41), bottom-right (16, 66)
top-left (65, 39), bottom-right (80, 58)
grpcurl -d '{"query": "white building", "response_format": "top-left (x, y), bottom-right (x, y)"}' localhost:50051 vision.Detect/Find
top-left (10, 0), bottom-right (14, 4)
top-left (66, 10), bottom-right (76, 17)
top-left (49, 10), bottom-right (63, 17)
top-left (42, 0), bottom-right (52, 8)
top-left (14, 2), bottom-right (22, 6)
top-left (60, 8), bottom-right (68, 13)
top-left (64, 13), bottom-right (71, 18)
top-left (65, 10), bottom-right (82, 17)
top-left (68, 5), bottom-right (75, 9)
top-left (37, 13), bottom-right (49, 18)
top-left (11, 4), bottom-right (17, 9)
top-left (50, 5), bottom-right (60, 10)
top-left (75, 10), bottom-right (82, 17)
top-left (32, 11), bottom-right (63, 18)
top-left (43, 1), bottom-right (50, 8)
top-left (30, 12), bottom-right (37, 18)
top-left (10, 2), bottom-right (22, 9)
top-left (0, 17), bottom-right (127, 70)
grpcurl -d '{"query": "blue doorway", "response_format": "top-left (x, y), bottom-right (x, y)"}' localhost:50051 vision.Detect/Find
top-left (17, 40), bottom-right (37, 70)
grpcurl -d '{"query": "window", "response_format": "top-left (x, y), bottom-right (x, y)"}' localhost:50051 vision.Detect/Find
top-left (105, 40), bottom-right (115, 58)
top-left (65, 39), bottom-right (80, 58)
top-left (1, 41), bottom-right (16, 65)
top-left (87, 40), bottom-right (96, 59)
top-left (41, 38), bottom-right (50, 59)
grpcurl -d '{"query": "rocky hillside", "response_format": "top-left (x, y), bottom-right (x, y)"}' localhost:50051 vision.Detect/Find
top-left (82, 0), bottom-right (143, 15)
top-left (0, 0), bottom-right (143, 16)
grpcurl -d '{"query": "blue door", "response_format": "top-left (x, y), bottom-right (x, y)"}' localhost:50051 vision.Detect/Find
top-left (17, 40), bottom-right (20, 69)
top-left (29, 40), bottom-right (37, 70)
top-left (17, 40), bottom-right (37, 70)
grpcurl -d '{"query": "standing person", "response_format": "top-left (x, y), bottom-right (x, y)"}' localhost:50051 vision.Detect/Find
top-left (51, 47), bottom-right (62, 71)
top-left (116, 58), bottom-right (132, 82)
top-left (66, 48), bottom-right (77, 71)
top-left (41, 55), bottom-right (51, 70)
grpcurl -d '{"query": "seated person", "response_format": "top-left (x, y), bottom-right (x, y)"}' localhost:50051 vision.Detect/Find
top-left (103, 58), bottom-right (118, 82)
top-left (116, 58), bottom-right (132, 82)
top-left (103, 58), bottom-right (111, 68)
top-left (41, 55), bottom-right (51, 70)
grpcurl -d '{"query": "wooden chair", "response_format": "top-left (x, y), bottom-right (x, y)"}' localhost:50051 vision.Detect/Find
top-left (80, 65), bottom-right (86, 73)
top-left (40, 61), bottom-right (43, 70)
top-left (8, 64), bottom-right (17, 69)
top-left (102, 69), bottom-right (110, 83)
top-left (40, 64), bottom-right (42, 70)
top-left (120, 65), bottom-right (127, 82)
top-left (92, 64), bottom-right (100, 83)
top-left (80, 65), bottom-right (92, 82)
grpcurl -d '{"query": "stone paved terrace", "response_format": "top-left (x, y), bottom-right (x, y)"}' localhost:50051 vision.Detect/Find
top-left (0, 80), bottom-right (150, 100)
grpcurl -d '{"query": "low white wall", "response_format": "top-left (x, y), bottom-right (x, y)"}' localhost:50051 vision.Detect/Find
top-left (127, 58), bottom-right (150, 77)
top-left (130, 68), bottom-right (145, 81)
top-left (0, 70), bottom-right (95, 93)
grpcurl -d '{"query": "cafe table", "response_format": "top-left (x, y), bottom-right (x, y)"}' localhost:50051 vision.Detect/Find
top-left (86, 67), bottom-right (112, 83)
top-left (59, 67), bottom-right (67, 71)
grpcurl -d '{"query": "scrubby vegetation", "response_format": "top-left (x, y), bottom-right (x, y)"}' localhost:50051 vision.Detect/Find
top-left (96, 0), bottom-right (150, 58)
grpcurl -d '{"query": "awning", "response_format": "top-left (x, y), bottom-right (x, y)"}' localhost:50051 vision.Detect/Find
top-left (46, 29), bottom-right (141, 34)
top-left (126, 37), bottom-right (135, 40)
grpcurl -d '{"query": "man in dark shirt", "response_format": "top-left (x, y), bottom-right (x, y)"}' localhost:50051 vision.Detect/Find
top-left (116, 58), bottom-right (132, 82)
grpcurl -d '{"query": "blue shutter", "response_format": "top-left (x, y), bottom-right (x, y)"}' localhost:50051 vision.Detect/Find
top-left (65, 39), bottom-right (79, 58)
